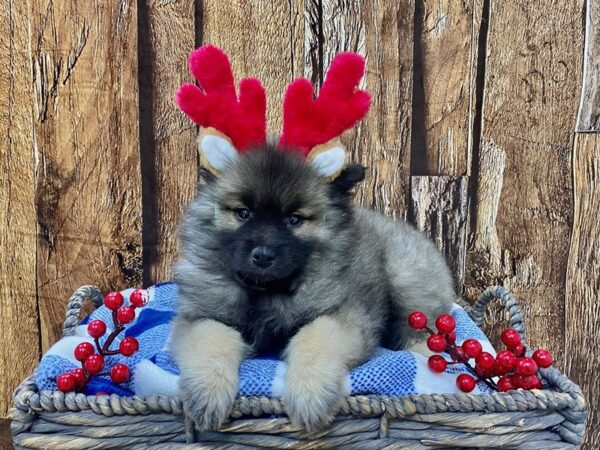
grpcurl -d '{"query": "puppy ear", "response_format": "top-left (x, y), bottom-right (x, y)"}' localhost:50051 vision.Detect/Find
top-left (329, 164), bottom-right (366, 193)
top-left (306, 138), bottom-right (346, 179)
top-left (198, 128), bottom-right (240, 174)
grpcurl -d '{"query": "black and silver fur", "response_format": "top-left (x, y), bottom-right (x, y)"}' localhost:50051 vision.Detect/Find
top-left (171, 147), bottom-right (455, 431)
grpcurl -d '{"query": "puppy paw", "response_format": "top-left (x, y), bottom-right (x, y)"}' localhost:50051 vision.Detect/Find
top-left (180, 371), bottom-right (238, 431)
top-left (171, 319), bottom-right (246, 431)
top-left (284, 366), bottom-right (346, 431)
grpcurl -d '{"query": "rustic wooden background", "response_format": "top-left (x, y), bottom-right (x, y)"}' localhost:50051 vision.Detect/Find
top-left (1, 0), bottom-right (598, 447)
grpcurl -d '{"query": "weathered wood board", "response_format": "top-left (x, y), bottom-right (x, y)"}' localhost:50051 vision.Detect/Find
top-left (0, 0), bottom-right (40, 416)
top-left (577, 0), bottom-right (600, 131)
top-left (410, 176), bottom-right (468, 295)
top-left (412, 0), bottom-right (475, 176)
top-left (565, 134), bottom-right (600, 450)
top-left (138, 0), bottom-right (197, 284)
top-left (31, 0), bottom-right (142, 351)
top-left (465, 0), bottom-right (583, 368)
top-left (320, 0), bottom-right (415, 219)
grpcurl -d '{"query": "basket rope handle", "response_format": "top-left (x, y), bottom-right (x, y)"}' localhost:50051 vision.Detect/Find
top-left (469, 285), bottom-right (527, 342)
top-left (62, 285), bottom-right (104, 337)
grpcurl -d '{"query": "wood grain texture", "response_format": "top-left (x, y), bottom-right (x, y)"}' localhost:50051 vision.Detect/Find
top-left (138, 0), bottom-right (196, 284)
top-left (320, 0), bottom-right (415, 218)
top-left (577, 0), bottom-right (600, 131)
top-left (465, 0), bottom-right (584, 366)
top-left (0, 419), bottom-right (11, 449)
top-left (0, 0), bottom-right (39, 417)
top-left (466, 141), bottom-right (507, 346)
top-left (412, 0), bottom-right (474, 175)
top-left (467, 0), bottom-right (485, 169)
top-left (300, 0), bottom-right (320, 83)
top-left (201, 0), bottom-right (306, 134)
top-left (565, 133), bottom-right (600, 450)
top-left (410, 176), bottom-right (468, 296)
top-left (321, 0), bottom-right (365, 85)
top-left (31, 0), bottom-right (142, 351)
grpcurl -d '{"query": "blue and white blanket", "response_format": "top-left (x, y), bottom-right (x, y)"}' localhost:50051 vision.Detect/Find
top-left (36, 282), bottom-right (495, 397)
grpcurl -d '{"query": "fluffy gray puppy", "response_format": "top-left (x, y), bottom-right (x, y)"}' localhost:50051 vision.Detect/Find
top-left (170, 147), bottom-right (455, 432)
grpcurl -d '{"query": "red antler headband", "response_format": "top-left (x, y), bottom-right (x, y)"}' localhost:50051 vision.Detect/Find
top-left (176, 45), bottom-right (371, 178)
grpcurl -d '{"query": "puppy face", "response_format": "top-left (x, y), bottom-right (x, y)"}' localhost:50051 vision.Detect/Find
top-left (198, 147), bottom-right (364, 293)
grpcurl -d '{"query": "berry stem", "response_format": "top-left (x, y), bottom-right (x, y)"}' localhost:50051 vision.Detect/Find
top-left (461, 359), bottom-right (498, 391)
top-left (93, 337), bottom-right (103, 355)
top-left (103, 349), bottom-right (122, 356)
top-left (91, 312), bottom-right (125, 357)
top-left (444, 342), bottom-right (498, 392)
top-left (103, 325), bottom-right (125, 353)
top-left (101, 310), bottom-right (125, 354)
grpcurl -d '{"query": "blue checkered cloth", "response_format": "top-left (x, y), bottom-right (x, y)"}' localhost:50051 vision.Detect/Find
top-left (36, 282), bottom-right (495, 397)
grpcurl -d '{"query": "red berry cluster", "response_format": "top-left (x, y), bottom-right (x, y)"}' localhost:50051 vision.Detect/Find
top-left (407, 311), bottom-right (553, 393)
top-left (56, 289), bottom-right (148, 393)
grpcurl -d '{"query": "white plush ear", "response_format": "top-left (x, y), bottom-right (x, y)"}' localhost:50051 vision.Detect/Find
top-left (198, 128), bottom-right (239, 173)
top-left (308, 146), bottom-right (346, 178)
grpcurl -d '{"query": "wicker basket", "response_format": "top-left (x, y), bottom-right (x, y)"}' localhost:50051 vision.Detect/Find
top-left (10, 286), bottom-right (587, 449)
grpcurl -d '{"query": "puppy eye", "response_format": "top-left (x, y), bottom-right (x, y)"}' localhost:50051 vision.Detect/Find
top-left (235, 208), bottom-right (251, 220)
top-left (287, 214), bottom-right (303, 227)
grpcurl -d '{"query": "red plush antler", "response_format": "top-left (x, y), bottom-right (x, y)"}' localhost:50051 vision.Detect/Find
top-left (279, 52), bottom-right (371, 154)
top-left (176, 45), bottom-right (266, 151)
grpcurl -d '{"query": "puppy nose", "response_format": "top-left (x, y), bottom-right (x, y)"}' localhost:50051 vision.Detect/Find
top-left (251, 246), bottom-right (276, 268)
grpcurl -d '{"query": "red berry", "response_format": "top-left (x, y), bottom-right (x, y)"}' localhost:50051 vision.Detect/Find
top-left (435, 314), bottom-right (456, 333)
top-left (104, 292), bottom-right (124, 310)
top-left (87, 320), bottom-right (107, 338)
top-left (119, 337), bottom-right (139, 356)
top-left (70, 368), bottom-right (86, 388)
top-left (512, 343), bottom-right (525, 357)
top-left (461, 339), bottom-right (483, 359)
top-left (519, 375), bottom-right (539, 390)
top-left (428, 355), bottom-right (448, 373)
top-left (408, 311), bottom-right (427, 330)
top-left (74, 342), bottom-right (95, 362)
top-left (56, 373), bottom-right (77, 392)
top-left (511, 374), bottom-right (525, 389)
top-left (493, 360), bottom-right (510, 375)
top-left (488, 361), bottom-right (502, 376)
top-left (110, 363), bottom-right (130, 383)
top-left (427, 334), bottom-right (447, 353)
top-left (84, 354), bottom-right (105, 374)
top-left (476, 352), bottom-right (495, 370)
top-left (456, 374), bottom-right (476, 392)
top-left (531, 375), bottom-right (543, 389)
top-left (501, 329), bottom-right (521, 348)
top-left (496, 350), bottom-right (517, 370)
top-left (498, 376), bottom-right (515, 392)
top-left (516, 357), bottom-right (538, 376)
top-left (445, 331), bottom-right (456, 345)
top-left (475, 364), bottom-right (489, 377)
top-left (532, 349), bottom-right (553, 368)
top-left (117, 306), bottom-right (135, 324)
top-left (129, 289), bottom-right (148, 308)
top-left (450, 346), bottom-right (467, 362)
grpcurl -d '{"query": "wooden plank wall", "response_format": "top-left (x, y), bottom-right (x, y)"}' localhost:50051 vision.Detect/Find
top-left (568, 1), bottom-right (600, 448)
top-left (0, 0), bottom-right (597, 447)
top-left (0, 0), bottom-right (39, 417)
